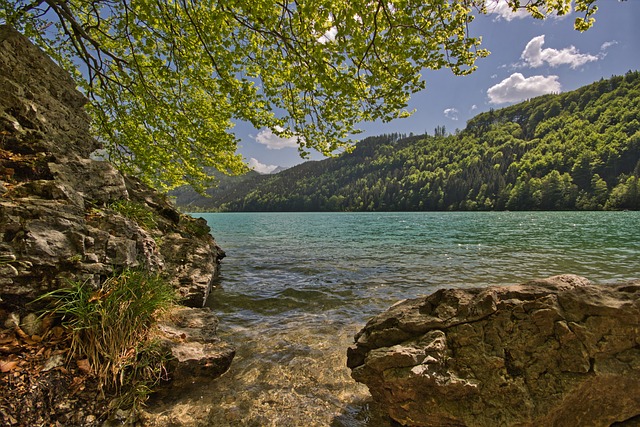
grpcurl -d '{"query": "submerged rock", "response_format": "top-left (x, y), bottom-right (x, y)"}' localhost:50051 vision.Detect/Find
top-left (158, 307), bottom-right (236, 383)
top-left (347, 275), bottom-right (640, 427)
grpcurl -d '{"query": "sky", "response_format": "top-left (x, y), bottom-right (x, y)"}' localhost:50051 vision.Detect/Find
top-left (236, 0), bottom-right (640, 174)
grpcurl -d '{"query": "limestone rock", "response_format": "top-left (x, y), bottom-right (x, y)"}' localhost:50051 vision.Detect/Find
top-left (347, 275), bottom-right (640, 427)
top-left (0, 24), bottom-right (234, 412)
top-left (0, 25), bottom-right (222, 308)
top-left (158, 307), bottom-right (236, 383)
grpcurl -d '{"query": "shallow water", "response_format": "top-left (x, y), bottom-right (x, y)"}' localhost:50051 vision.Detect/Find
top-left (161, 212), bottom-right (639, 425)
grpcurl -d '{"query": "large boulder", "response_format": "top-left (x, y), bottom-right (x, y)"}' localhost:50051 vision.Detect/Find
top-left (347, 275), bottom-right (640, 427)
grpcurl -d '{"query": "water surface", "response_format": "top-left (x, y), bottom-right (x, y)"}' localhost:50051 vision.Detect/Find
top-left (162, 212), bottom-right (639, 426)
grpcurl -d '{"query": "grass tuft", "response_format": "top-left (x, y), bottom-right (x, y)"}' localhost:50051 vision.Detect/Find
top-left (40, 270), bottom-right (176, 410)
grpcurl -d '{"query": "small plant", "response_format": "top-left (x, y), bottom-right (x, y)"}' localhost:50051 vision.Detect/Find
top-left (109, 200), bottom-right (157, 230)
top-left (182, 217), bottom-right (211, 238)
top-left (65, 254), bottom-right (83, 264)
top-left (40, 270), bottom-right (176, 410)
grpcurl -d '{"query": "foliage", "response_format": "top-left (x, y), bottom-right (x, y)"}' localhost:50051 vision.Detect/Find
top-left (39, 270), bottom-right (176, 410)
top-left (108, 199), bottom-right (157, 230)
top-left (176, 71), bottom-right (640, 212)
top-left (0, 0), bottom-right (598, 190)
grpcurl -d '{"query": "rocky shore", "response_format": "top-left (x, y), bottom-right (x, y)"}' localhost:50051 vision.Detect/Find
top-left (0, 25), bottom-right (233, 425)
top-left (2, 24), bottom-right (639, 427)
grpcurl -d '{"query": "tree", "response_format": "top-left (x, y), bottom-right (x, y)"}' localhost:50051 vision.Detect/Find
top-left (0, 0), bottom-right (600, 190)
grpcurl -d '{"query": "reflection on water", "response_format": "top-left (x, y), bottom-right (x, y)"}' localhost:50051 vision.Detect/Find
top-left (151, 212), bottom-right (639, 425)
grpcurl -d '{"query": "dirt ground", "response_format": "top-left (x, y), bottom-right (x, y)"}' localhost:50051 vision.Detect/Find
top-left (0, 314), bottom-right (112, 427)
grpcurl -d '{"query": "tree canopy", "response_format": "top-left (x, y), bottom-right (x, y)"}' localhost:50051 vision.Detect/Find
top-left (1, 0), bottom-right (599, 190)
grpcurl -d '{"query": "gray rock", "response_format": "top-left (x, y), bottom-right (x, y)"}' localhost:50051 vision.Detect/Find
top-left (0, 24), bottom-right (233, 394)
top-left (347, 275), bottom-right (640, 427)
top-left (0, 24), bottom-right (222, 307)
top-left (20, 312), bottom-right (42, 336)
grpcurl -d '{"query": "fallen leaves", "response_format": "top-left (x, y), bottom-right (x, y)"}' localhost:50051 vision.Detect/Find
top-left (76, 358), bottom-right (91, 374)
top-left (0, 318), bottom-right (109, 426)
top-left (0, 359), bottom-right (18, 373)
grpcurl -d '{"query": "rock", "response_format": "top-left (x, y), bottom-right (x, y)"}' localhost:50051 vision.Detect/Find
top-left (157, 307), bottom-right (236, 384)
top-left (0, 24), bottom-right (222, 308)
top-left (20, 312), bottom-right (42, 336)
top-left (347, 275), bottom-right (640, 427)
top-left (0, 25), bottom-right (234, 422)
top-left (3, 312), bottom-right (19, 329)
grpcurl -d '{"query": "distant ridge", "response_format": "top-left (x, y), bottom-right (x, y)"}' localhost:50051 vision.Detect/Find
top-left (269, 166), bottom-right (289, 174)
top-left (173, 72), bottom-right (640, 212)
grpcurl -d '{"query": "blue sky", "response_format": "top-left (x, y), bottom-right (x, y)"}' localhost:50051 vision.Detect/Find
top-left (237, 0), bottom-right (640, 174)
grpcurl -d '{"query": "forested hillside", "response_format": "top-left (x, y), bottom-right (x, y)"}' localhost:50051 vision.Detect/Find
top-left (175, 71), bottom-right (640, 212)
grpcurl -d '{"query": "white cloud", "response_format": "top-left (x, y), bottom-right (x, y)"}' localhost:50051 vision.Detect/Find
top-left (521, 35), bottom-right (599, 69)
top-left (444, 108), bottom-right (459, 120)
top-left (317, 26), bottom-right (338, 44)
top-left (470, 104), bottom-right (478, 111)
top-left (488, 73), bottom-right (561, 104)
top-left (484, 0), bottom-right (571, 21)
top-left (484, 0), bottom-right (531, 21)
top-left (254, 127), bottom-right (300, 150)
top-left (601, 40), bottom-right (618, 51)
top-left (248, 158), bottom-right (278, 174)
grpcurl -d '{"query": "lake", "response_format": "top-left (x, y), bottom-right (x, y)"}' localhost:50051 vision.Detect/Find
top-left (178, 212), bottom-right (639, 426)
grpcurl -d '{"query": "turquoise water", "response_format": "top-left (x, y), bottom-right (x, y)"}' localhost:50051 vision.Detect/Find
top-left (203, 211), bottom-right (638, 324)
top-left (178, 212), bottom-right (639, 426)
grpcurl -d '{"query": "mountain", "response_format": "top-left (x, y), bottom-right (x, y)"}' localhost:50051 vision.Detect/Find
top-left (169, 170), bottom-right (266, 210)
top-left (270, 165), bottom-right (290, 174)
top-left (173, 71), bottom-right (640, 212)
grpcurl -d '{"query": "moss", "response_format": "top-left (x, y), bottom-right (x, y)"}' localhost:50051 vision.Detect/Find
top-left (181, 216), bottom-right (211, 238)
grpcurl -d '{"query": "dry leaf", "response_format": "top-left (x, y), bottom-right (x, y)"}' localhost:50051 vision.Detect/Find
top-left (42, 354), bottom-right (64, 371)
top-left (0, 343), bottom-right (21, 354)
top-left (0, 333), bottom-right (15, 345)
top-left (0, 360), bottom-right (18, 373)
top-left (14, 326), bottom-right (29, 341)
top-left (40, 315), bottom-right (54, 332)
top-left (51, 326), bottom-right (65, 339)
top-left (76, 358), bottom-right (91, 374)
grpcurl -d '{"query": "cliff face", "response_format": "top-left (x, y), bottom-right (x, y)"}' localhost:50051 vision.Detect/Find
top-left (0, 25), bottom-right (221, 307)
top-left (0, 25), bottom-right (234, 425)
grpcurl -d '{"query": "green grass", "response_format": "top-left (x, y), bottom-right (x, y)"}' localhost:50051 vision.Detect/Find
top-left (108, 200), bottom-right (157, 230)
top-left (40, 270), bottom-right (176, 411)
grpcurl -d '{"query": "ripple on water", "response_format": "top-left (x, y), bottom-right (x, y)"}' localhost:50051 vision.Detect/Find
top-left (148, 211), bottom-right (640, 425)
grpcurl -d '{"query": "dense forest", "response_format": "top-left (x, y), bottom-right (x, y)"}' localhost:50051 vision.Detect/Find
top-left (172, 71), bottom-right (640, 212)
